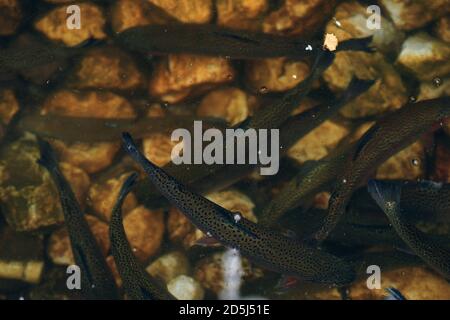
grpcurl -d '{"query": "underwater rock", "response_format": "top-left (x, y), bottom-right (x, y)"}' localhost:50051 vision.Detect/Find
top-left (287, 120), bottom-right (350, 165)
top-left (146, 251), bottom-right (190, 283)
top-left (167, 189), bottom-right (256, 249)
top-left (122, 205), bottom-right (164, 263)
top-left (376, 141), bottom-right (426, 180)
top-left (349, 266), bottom-right (450, 299)
top-left (0, 227), bottom-right (44, 289)
top-left (396, 33), bottom-right (450, 81)
top-left (68, 47), bottom-right (146, 91)
top-left (327, 1), bottom-right (405, 55)
top-left (434, 16), bottom-right (450, 43)
top-left (419, 76), bottom-right (450, 100)
top-left (245, 58), bottom-right (310, 93)
top-left (110, 0), bottom-right (176, 33)
top-left (0, 89), bottom-right (19, 126)
top-left (143, 133), bottom-right (179, 167)
top-left (216, 0), bottom-right (267, 31)
top-left (167, 275), bottom-right (204, 300)
top-left (41, 90), bottom-right (136, 173)
top-left (148, 0), bottom-right (213, 23)
top-left (323, 3), bottom-right (407, 119)
top-left (0, 89), bottom-right (19, 139)
top-left (88, 172), bottom-right (138, 222)
top-left (149, 54), bottom-right (236, 103)
top-left (0, 134), bottom-right (89, 231)
top-left (47, 215), bottom-right (110, 266)
top-left (262, 0), bottom-right (337, 36)
top-left (379, 0), bottom-right (449, 31)
top-left (34, 3), bottom-right (107, 47)
top-left (194, 251), bottom-right (264, 296)
top-left (0, 0), bottom-right (22, 36)
top-left (197, 87), bottom-right (257, 126)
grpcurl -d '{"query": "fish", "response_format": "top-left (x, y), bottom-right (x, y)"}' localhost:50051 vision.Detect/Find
top-left (18, 114), bottom-right (226, 142)
top-left (368, 179), bottom-right (450, 280)
top-left (314, 96), bottom-right (450, 242)
top-left (134, 77), bottom-right (374, 208)
top-left (350, 181), bottom-right (450, 224)
top-left (259, 144), bottom-right (354, 227)
top-left (36, 138), bottom-right (119, 299)
top-left (385, 287), bottom-right (407, 300)
top-left (109, 173), bottom-right (176, 300)
top-left (121, 132), bottom-right (355, 286)
top-left (0, 35), bottom-right (96, 75)
top-left (115, 24), bottom-right (374, 60)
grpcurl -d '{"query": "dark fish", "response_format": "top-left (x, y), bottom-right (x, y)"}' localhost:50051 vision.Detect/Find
top-left (115, 24), bottom-right (374, 60)
top-left (121, 132), bottom-right (355, 285)
top-left (315, 96), bottom-right (450, 242)
top-left (18, 114), bottom-right (226, 142)
top-left (36, 139), bottom-right (119, 299)
top-left (350, 181), bottom-right (450, 224)
top-left (0, 37), bottom-right (93, 74)
top-left (368, 180), bottom-right (450, 280)
top-left (259, 143), bottom-right (356, 227)
top-left (385, 287), bottom-right (407, 300)
top-left (109, 173), bottom-right (176, 300)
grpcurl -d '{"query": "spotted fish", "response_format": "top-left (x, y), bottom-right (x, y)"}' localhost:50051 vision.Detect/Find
top-left (109, 173), bottom-right (176, 300)
top-left (37, 139), bottom-right (119, 299)
top-left (122, 133), bottom-right (355, 286)
top-left (368, 179), bottom-right (450, 280)
top-left (315, 96), bottom-right (450, 241)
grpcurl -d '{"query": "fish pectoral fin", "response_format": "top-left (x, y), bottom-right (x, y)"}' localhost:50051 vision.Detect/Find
top-left (275, 275), bottom-right (300, 292)
top-left (194, 235), bottom-right (223, 247)
top-left (367, 180), bottom-right (402, 214)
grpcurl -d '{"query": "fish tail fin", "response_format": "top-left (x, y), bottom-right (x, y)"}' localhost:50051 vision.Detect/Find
top-left (36, 137), bottom-right (59, 173)
top-left (367, 179), bottom-right (402, 213)
top-left (339, 36), bottom-right (375, 53)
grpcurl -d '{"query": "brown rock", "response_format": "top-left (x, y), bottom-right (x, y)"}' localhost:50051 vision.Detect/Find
top-left (323, 2), bottom-right (407, 119)
top-left (396, 32), bottom-right (450, 81)
top-left (216, 0), bottom-right (267, 31)
top-left (349, 267), bottom-right (450, 299)
top-left (0, 134), bottom-right (89, 231)
top-left (287, 120), bottom-right (350, 164)
top-left (380, 0), bottom-right (449, 31)
top-left (418, 77), bottom-right (450, 100)
top-left (0, 89), bottom-right (19, 126)
top-left (47, 215), bottom-right (110, 266)
top-left (245, 58), bottom-right (310, 93)
top-left (146, 251), bottom-right (190, 283)
top-left (41, 90), bottom-right (136, 173)
top-left (148, 0), bottom-right (213, 24)
top-left (123, 206), bottom-right (164, 263)
top-left (34, 3), bottom-right (107, 47)
top-left (197, 87), bottom-right (257, 126)
top-left (263, 0), bottom-right (337, 36)
top-left (149, 54), bottom-right (236, 103)
top-left (88, 172), bottom-right (138, 222)
top-left (435, 16), bottom-right (450, 43)
top-left (167, 275), bottom-right (204, 300)
top-left (0, 0), bottom-right (22, 36)
top-left (68, 47), bottom-right (145, 91)
top-left (142, 133), bottom-right (179, 167)
top-left (110, 0), bottom-right (176, 33)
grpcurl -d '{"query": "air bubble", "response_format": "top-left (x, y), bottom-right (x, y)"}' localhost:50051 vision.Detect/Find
top-left (233, 213), bottom-right (242, 223)
top-left (411, 158), bottom-right (420, 166)
top-left (432, 77), bottom-right (442, 87)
